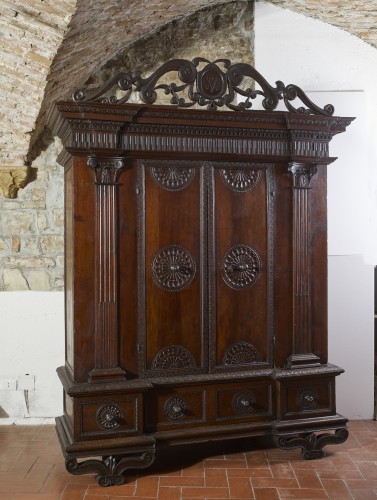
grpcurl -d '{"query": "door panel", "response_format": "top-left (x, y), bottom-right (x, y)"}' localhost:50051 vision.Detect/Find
top-left (139, 160), bottom-right (206, 376)
top-left (211, 163), bottom-right (274, 370)
top-left (138, 160), bottom-right (274, 376)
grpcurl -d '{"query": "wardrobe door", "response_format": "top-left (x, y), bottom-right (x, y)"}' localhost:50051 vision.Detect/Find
top-left (138, 160), bottom-right (207, 377)
top-left (210, 163), bottom-right (274, 372)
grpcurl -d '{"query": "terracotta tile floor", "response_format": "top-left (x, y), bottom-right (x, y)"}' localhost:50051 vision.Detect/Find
top-left (0, 420), bottom-right (376, 499)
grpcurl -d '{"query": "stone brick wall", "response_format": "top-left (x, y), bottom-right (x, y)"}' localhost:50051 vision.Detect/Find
top-left (0, 0), bottom-right (76, 168)
top-left (0, 1), bottom-right (253, 291)
top-left (84, 1), bottom-right (253, 104)
top-left (267, 0), bottom-right (377, 48)
top-left (1, 0), bottom-right (377, 291)
top-left (0, 139), bottom-right (64, 291)
top-left (1, 0), bottom-right (377, 170)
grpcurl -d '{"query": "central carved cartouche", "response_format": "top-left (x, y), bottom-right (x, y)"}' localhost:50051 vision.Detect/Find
top-left (197, 63), bottom-right (227, 99)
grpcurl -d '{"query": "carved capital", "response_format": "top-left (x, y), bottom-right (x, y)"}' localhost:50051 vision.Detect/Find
top-left (87, 156), bottom-right (126, 184)
top-left (288, 163), bottom-right (317, 189)
top-left (0, 166), bottom-right (30, 198)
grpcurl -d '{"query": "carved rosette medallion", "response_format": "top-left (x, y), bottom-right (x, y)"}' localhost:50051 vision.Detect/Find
top-left (151, 166), bottom-right (195, 191)
top-left (232, 391), bottom-right (256, 415)
top-left (223, 342), bottom-right (260, 365)
top-left (151, 345), bottom-right (196, 370)
top-left (152, 245), bottom-right (196, 291)
top-left (296, 387), bottom-right (319, 411)
top-left (96, 404), bottom-right (123, 430)
top-left (164, 397), bottom-right (188, 421)
top-left (222, 244), bottom-right (262, 290)
top-left (87, 156), bottom-right (126, 184)
top-left (220, 169), bottom-right (261, 192)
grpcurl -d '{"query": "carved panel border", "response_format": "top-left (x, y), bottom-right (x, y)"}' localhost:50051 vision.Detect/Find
top-left (208, 162), bottom-right (275, 372)
top-left (137, 159), bottom-right (208, 377)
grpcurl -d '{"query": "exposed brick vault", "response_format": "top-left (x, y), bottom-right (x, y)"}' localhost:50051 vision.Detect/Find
top-left (0, 0), bottom-right (376, 291)
top-left (1, 0), bottom-right (377, 174)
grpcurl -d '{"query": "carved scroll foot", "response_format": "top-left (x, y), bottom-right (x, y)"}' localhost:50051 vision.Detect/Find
top-left (274, 428), bottom-right (348, 460)
top-left (66, 450), bottom-right (155, 486)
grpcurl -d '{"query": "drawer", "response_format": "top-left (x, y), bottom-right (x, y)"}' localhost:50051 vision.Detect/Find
top-left (215, 383), bottom-right (273, 422)
top-left (79, 394), bottom-right (141, 438)
top-left (278, 378), bottom-right (335, 420)
top-left (145, 388), bottom-right (206, 431)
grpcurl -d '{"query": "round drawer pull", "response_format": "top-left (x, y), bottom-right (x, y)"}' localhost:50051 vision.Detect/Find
top-left (164, 397), bottom-right (188, 421)
top-left (304, 394), bottom-right (315, 403)
top-left (296, 387), bottom-right (319, 410)
top-left (96, 404), bottom-right (123, 430)
top-left (232, 391), bottom-right (256, 415)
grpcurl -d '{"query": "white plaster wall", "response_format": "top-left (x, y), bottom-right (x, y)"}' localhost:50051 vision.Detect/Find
top-left (0, 292), bottom-right (64, 423)
top-left (255, 2), bottom-right (376, 419)
top-left (255, 1), bottom-right (377, 263)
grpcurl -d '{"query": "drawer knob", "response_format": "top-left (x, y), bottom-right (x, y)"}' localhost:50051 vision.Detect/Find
top-left (296, 387), bottom-right (319, 410)
top-left (164, 396), bottom-right (188, 421)
top-left (232, 391), bottom-right (256, 415)
top-left (96, 404), bottom-right (123, 430)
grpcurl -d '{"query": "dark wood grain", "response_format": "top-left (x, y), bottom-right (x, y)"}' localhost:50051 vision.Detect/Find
top-left (49, 92), bottom-right (353, 484)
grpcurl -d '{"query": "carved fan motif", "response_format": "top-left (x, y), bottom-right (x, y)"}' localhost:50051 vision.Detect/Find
top-left (151, 345), bottom-right (196, 370)
top-left (151, 166), bottom-right (195, 191)
top-left (220, 169), bottom-right (261, 192)
top-left (152, 245), bottom-right (196, 291)
top-left (222, 244), bottom-right (262, 290)
top-left (223, 342), bottom-right (260, 365)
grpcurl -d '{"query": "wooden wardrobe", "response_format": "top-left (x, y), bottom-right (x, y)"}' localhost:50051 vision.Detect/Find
top-left (48, 58), bottom-right (354, 486)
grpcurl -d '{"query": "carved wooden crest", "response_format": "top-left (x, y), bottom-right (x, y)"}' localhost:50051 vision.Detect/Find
top-left (73, 57), bottom-right (334, 115)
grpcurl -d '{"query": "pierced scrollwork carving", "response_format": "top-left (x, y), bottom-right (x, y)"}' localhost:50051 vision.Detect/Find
top-left (220, 169), bottom-right (261, 192)
top-left (274, 428), bottom-right (349, 460)
top-left (232, 391), bottom-right (256, 415)
top-left (151, 245), bottom-right (196, 291)
top-left (150, 166), bottom-right (195, 191)
top-left (223, 342), bottom-right (261, 365)
top-left (151, 345), bottom-right (196, 370)
top-left (222, 244), bottom-right (262, 290)
top-left (296, 387), bottom-right (319, 411)
top-left (65, 450), bottom-right (155, 487)
top-left (164, 396), bottom-right (188, 421)
top-left (73, 58), bottom-right (334, 115)
top-left (96, 404), bottom-right (123, 430)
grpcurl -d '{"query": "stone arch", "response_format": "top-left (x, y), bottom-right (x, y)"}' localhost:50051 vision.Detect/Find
top-left (1, 0), bottom-right (377, 290)
top-left (1, 0), bottom-right (376, 181)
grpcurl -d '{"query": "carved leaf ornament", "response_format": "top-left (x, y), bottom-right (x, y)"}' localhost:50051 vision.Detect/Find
top-left (73, 58), bottom-right (334, 115)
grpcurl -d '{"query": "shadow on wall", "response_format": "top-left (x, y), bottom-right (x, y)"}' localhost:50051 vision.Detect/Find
top-left (0, 407), bottom-right (9, 418)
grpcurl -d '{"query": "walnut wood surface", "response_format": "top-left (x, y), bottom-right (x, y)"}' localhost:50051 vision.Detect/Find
top-left (48, 99), bottom-right (353, 482)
